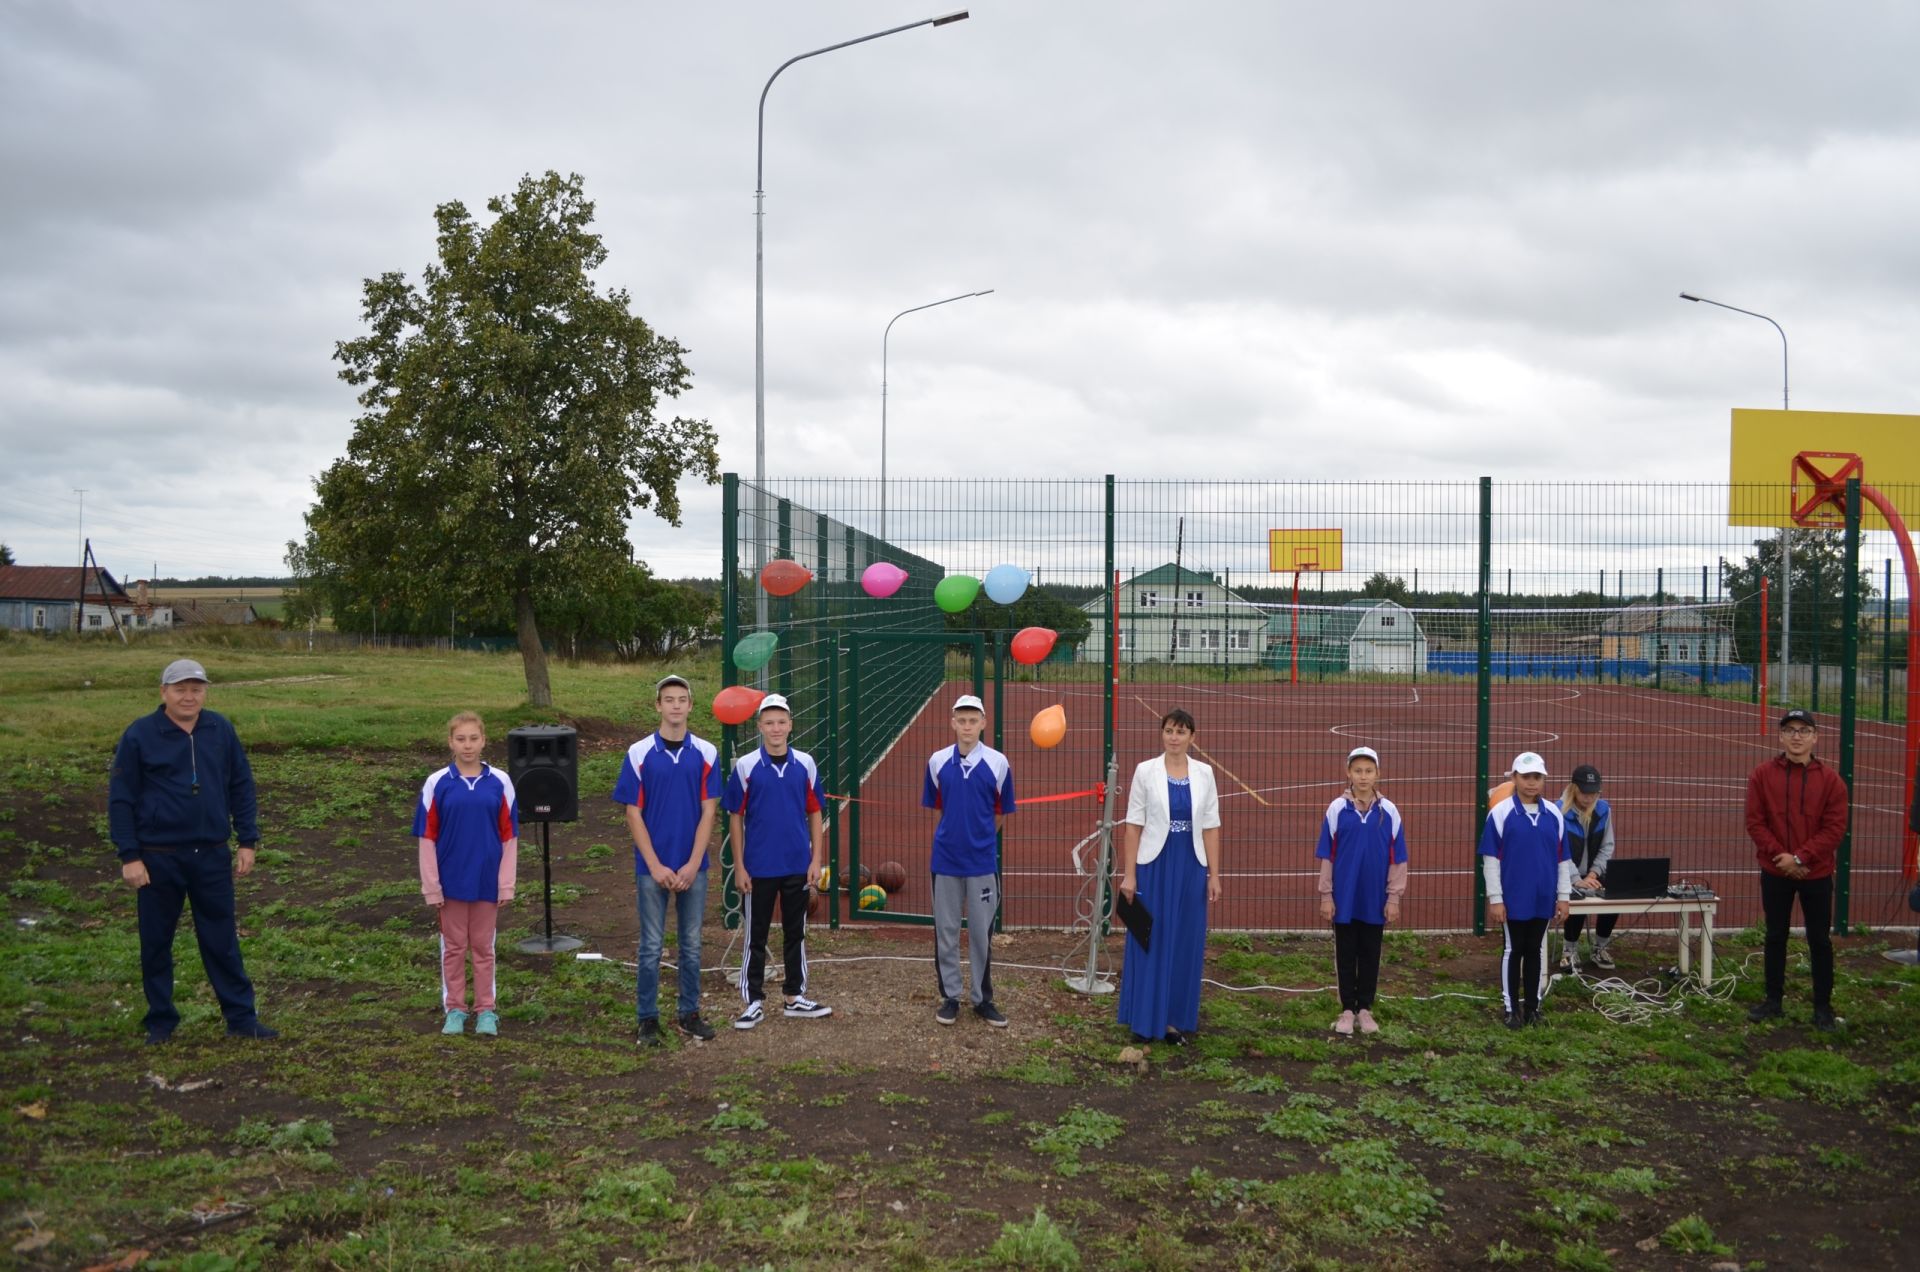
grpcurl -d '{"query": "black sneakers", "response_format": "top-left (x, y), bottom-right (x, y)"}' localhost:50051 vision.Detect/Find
top-left (935, 999), bottom-right (960, 1026)
top-left (637, 1018), bottom-right (664, 1047)
top-left (1503, 1011), bottom-right (1524, 1030)
top-left (974, 1002), bottom-right (1008, 1028)
top-left (1747, 999), bottom-right (1784, 1023)
top-left (1812, 1007), bottom-right (1841, 1033)
top-left (677, 1013), bottom-right (716, 1041)
top-left (226, 1021), bottom-right (278, 1040)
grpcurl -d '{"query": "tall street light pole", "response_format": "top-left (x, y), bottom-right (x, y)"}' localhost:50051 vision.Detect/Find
top-left (882, 288), bottom-right (993, 542)
top-left (1680, 291), bottom-right (1791, 704)
top-left (753, 11), bottom-right (971, 641)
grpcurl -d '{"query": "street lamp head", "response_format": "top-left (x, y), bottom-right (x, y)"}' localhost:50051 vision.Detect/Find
top-left (1679, 292), bottom-right (1701, 302)
top-left (931, 10), bottom-right (970, 26)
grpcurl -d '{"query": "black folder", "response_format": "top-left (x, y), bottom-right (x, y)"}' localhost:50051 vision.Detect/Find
top-left (1114, 891), bottom-right (1153, 953)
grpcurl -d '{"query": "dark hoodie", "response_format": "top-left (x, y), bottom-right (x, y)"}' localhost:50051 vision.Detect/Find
top-left (1744, 753), bottom-right (1847, 880)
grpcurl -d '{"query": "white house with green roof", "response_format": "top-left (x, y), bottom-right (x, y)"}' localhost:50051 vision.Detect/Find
top-left (1078, 563), bottom-right (1266, 666)
top-left (1263, 598), bottom-right (1429, 675)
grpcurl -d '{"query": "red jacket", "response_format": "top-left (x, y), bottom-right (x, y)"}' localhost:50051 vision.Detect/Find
top-left (1745, 754), bottom-right (1848, 880)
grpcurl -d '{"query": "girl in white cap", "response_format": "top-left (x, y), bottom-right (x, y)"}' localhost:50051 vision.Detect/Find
top-left (1315, 746), bottom-right (1408, 1036)
top-left (1477, 752), bottom-right (1570, 1028)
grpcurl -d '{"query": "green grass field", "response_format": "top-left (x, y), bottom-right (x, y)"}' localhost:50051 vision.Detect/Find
top-left (4, 634), bottom-right (1920, 1269)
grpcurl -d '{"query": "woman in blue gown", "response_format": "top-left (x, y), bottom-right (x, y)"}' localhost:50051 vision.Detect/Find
top-left (1117, 709), bottom-right (1223, 1044)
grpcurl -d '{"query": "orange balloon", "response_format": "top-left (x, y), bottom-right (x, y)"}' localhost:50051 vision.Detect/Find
top-left (713, 685), bottom-right (767, 726)
top-left (1029, 704), bottom-right (1067, 749)
top-left (759, 559), bottom-right (813, 597)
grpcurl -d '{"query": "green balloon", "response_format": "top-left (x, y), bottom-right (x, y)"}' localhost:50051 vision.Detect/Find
top-left (733, 630), bottom-right (779, 672)
top-left (934, 574), bottom-right (982, 615)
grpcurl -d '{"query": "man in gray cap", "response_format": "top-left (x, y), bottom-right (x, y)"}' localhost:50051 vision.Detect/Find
top-left (109, 659), bottom-right (275, 1043)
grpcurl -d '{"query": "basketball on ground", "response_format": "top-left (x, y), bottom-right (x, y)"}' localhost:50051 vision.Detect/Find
top-left (876, 861), bottom-right (907, 894)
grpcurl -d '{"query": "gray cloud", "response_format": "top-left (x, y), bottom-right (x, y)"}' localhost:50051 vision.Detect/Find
top-left (5, 1), bottom-right (1920, 585)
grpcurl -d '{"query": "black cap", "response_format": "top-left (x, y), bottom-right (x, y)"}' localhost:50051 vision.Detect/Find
top-left (1779, 709), bottom-right (1817, 729)
top-left (1571, 764), bottom-right (1602, 793)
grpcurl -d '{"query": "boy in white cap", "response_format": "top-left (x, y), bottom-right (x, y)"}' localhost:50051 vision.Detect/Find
top-left (1315, 746), bottom-right (1408, 1036)
top-left (1478, 752), bottom-right (1570, 1028)
top-left (724, 694), bottom-right (831, 1029)
top-left (923, 693), bottom-right (1017, 1026)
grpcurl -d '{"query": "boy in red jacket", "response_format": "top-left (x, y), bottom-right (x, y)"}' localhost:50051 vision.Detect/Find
top-left (1744, 709), bottom-right (1847, 1031)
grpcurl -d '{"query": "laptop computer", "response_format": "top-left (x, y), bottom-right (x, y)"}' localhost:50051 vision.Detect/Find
top-left (1601, 857), bottom-right (1670, 900)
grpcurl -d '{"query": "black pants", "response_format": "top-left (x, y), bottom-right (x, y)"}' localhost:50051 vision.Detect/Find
top-left (1502, 916), bottom-right (1549, 1015)
top-left (743, 874), bottom-right (809, 1003)
top-left (135, 844), bottom-right (259, 1033)
top-left (1760, 871), bottom-right (1833, 1009)
top-left (1563, 911), bottom-right (1616, 943)
top-left (1333, 920), bottom-right (1384, 1011)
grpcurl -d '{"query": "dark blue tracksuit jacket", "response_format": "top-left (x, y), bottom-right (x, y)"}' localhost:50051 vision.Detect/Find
top-left (109, 706), bottom-right (260, 859)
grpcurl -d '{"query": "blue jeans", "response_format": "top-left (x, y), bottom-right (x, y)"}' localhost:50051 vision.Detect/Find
top-left (635, 869), bottom-right (707, 1023)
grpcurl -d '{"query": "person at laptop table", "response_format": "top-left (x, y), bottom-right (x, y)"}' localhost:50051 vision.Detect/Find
top-left (1744, 709), bottom-right (1847, 1032)
top-left (1558, 765), bottom-right (1617, 972)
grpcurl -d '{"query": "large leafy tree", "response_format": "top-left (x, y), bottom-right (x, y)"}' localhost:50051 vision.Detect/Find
top-left (289, 172), bottom-right (719, 704)
top-left (1721, 528), bottom-right (1876, 665)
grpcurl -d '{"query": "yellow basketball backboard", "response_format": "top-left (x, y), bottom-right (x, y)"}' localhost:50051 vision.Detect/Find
top-left (1728, 408), bottom-right (1920, 530)
top-left (1269, 528), bottom-right (1343, 572)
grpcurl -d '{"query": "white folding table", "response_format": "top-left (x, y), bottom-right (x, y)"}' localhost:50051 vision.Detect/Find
top-left (1566, 894), bottom-right (1720, 987)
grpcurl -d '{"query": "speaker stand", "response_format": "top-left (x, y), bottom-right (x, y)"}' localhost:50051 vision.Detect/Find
top-left (517, 820), bottom-right (583, 954)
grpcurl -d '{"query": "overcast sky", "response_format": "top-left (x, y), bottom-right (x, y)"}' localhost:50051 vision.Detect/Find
top-left (4, 1), bottom-right (1919, 584)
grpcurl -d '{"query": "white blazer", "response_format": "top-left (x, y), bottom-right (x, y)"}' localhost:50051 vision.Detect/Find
top-left (1125, 754), bottom-right (1221, 866)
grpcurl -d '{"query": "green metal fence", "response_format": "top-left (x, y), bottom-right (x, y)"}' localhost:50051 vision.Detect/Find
top-left (720, 474), bottom-right (1920, 938)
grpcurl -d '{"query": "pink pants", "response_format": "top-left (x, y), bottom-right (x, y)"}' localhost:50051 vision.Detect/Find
top-left (439, 901), bottom-right (499, 1012)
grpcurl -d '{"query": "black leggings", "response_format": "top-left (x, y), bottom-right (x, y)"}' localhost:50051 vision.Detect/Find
top-left (1502, 917), bottom-right (1549, 1014)
top-left (1760, 871), bottom-right (1833, 1008)
top-left (1563, 911), bottom-right (1616, 943)
top-left (1333, 920), bottom-right (1384, 1011)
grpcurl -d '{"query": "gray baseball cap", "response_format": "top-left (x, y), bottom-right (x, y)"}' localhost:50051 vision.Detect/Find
top-left (160, 659), bottom-right (209, 686)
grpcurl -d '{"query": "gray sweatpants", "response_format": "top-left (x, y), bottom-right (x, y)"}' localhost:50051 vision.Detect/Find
top-left (932, 873), bottom-right (998, 1007)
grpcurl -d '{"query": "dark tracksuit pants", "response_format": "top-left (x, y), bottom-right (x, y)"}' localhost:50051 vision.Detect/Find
top-left (1760, 871), bottom-right (1833, 1009)
top-left (135, 843), bottom-right (259, 1033)
top-left (1502, 916), bottom-right (1550, 1015)
top-left (742, 874), bottom-right (810, 1003)
top-left (1333, 921), bottom-right (1384, 1012)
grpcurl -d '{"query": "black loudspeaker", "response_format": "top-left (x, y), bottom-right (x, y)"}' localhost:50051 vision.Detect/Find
top-left (507, 725), bottom-right (579, 823)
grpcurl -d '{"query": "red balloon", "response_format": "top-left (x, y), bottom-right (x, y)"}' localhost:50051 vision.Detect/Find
top-left (713, 685), bottom-right (767, 726)
top-left (759, 559), bottom-right (813, 597)
top-left (1009, 626), bottom-right (1059, 666)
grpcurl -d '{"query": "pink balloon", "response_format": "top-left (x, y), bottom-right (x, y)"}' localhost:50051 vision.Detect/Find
top-left (861, 561), bottom-right (909, 599)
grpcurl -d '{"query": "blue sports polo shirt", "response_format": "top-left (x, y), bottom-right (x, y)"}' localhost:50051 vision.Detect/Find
top-left (922, 743), bottom-right (1016, 877)
top-left (723, 747), bottom-right (824, 877)
top-left (1478, 796), bottom-right (1567, 922)
top-left (412, 764), bottom-right (518, 903)
top-left (610, 732), bottom-right (721, 873)
top-left (1315, 794), bottom-right (1408, 925)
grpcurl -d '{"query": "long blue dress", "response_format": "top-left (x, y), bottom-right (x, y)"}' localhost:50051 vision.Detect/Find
top-left (1117, 777), bottom-right (1208, 1038)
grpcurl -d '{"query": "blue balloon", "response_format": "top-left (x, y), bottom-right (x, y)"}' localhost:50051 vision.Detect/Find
top-left (983, 564), bottom-right (1030, 606)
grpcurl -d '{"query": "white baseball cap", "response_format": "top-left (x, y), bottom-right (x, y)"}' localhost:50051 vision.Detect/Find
top-left (757, 693), bottom-right (792, 715)
top-left (1346, 746), bottom-right (1379, 766)
top-left (952, 693), bottom-right (985, 713)
top-left (1510, 751), bottom-right (1548, 776)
